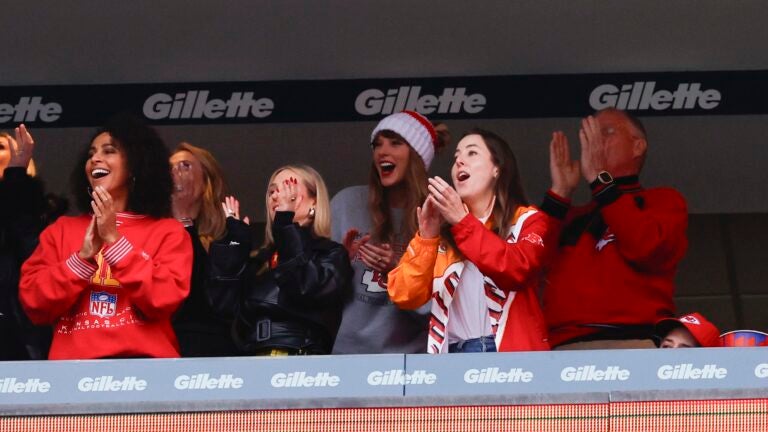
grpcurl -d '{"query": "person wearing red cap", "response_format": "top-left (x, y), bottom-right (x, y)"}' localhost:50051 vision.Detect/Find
top-left (331, 111), bottom-right (449, 354)
top-left (655, 313), bottom-right (721, 348)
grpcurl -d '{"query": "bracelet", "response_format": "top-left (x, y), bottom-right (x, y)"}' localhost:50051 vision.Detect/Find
top-left (177, 217), bottom-right (194, 227)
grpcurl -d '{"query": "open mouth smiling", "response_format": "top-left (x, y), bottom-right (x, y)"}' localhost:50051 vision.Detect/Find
top-left (379, 161), bottom-right (396, 175)
top-left (91, 168), bottom-right (110, 179)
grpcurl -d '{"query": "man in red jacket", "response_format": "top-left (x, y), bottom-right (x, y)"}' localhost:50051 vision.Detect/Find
top-left (541, 108), bottom-right (688, 350)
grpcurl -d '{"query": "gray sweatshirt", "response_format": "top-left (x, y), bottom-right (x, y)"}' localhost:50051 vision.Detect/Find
top-left (330, 185), bottom-right (429, 354)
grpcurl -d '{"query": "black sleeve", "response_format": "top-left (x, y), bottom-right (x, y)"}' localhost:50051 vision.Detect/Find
top-left (0, 167), bottom-right (52, 359)
top-left (271, 212), bottom-right (353, 304)
top-left (0, 167), bottom-right (46, 262)
top-left (173, 225), bottom-right (209, 320)
top-left (206, 217), bottom-right (253, 318)
top-left (186, 224), bottom-right (208, 283)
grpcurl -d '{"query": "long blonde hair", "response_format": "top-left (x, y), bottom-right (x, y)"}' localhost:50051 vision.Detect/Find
top-left (262, 164), bottom-right (331, 248)
top-left (0, 132), bottom-right (36, 177)
top-left (174, 142), bottom-right (228, 250)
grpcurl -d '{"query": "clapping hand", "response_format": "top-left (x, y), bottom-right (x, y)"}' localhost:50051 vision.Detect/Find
top-left (172, 160), bottom-right (198, 220)
top-left (79, 186), bottom-right (120, 261)
top-left (342, 228), bottom-right (395, 273)
top-left (359, 242), bottom-right (395, 273)
top-left (222, 195), bottom-right (250, 225)
top-left (416, 195), bottom-right (441, 239)
top-left (9, 124), bottom-right (34, 170)
top-left (342, 228), bottom-right (369, 261)
top-left (579, 116), bottom-right (608, 182)
top-left (426, 176), bottom-right (468, 225)
top-left (549, 131), bottom-right (580, 198)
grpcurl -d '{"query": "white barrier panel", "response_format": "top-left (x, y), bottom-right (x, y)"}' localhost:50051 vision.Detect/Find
top-left (1, 348), bottom-right (767, 415)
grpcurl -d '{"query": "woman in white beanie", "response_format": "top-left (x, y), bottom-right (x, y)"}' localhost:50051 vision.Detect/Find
top-left (331, 111), bottom-right (448, 354)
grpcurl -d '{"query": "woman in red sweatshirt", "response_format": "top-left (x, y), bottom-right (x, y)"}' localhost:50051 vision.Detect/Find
top-left (20, 114), bottom-right (192, 360)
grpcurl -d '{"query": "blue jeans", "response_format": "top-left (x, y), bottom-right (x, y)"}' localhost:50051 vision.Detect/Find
top-left (448, 335), bottom-right (497, 353)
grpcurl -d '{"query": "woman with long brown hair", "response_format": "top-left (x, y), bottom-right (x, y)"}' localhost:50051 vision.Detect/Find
top-left (388, 128), bottom-right (561, 353)
top-left (331, 111), bottom-right (448, 354)
top-left (170, 142), bottom-right (237, 356)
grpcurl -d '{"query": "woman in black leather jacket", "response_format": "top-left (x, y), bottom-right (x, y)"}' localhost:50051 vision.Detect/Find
top-left (208, 164), bottom-right (352, 355)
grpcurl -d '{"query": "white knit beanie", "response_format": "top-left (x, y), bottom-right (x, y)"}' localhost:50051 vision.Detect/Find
top-left (370, 110), bottom-right (437, 169)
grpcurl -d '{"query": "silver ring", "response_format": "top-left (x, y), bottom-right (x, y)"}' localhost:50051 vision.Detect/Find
top-left (226, 209), bottom-right (235, 216)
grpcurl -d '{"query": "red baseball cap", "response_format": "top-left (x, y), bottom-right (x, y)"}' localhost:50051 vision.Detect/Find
top-left (655, 312), bottom-right (721, 348)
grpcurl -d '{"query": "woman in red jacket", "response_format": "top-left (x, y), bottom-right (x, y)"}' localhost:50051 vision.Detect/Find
top-left (20, 114), bottom-right (192, 360)
top-left (388, 128), bottom-right (562, 353)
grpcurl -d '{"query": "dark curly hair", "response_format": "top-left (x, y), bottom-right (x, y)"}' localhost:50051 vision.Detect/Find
top-left (71, 113), bottom-right (172, 218)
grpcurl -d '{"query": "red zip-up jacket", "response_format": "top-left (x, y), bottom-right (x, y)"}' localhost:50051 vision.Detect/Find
top-left (388, 206), bottom-right (560, 353)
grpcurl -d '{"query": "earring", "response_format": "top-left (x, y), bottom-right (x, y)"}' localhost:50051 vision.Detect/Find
top-left (309, 207), bottom-right (316, 218)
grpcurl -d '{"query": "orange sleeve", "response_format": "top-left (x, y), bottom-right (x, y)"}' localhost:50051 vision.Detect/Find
top-left (386, 233), bottom-right (439, 310)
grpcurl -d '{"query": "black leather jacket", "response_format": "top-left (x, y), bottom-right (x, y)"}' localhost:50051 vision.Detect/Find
top-left (208, 212), bottom-right (352, 354)
top-left (172, 225), bottom-right (239, 357)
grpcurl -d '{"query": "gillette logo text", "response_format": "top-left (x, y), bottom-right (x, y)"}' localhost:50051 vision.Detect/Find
top-left (271, 372), bottom-right (340, 388)
top-left (590, 82), bottom-right (721, 111)
top-left (143, 91), bottom-right (274, 120)
top-left (355, 86), bottom-right (486, 115)
top-left (0, 97), bottom-right (62, 123)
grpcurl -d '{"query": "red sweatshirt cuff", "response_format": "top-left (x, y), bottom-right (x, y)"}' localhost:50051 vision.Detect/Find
top-left (66, 253), bottom-right (98, 280)
top-left (102, 236), bottom-right (133, 266)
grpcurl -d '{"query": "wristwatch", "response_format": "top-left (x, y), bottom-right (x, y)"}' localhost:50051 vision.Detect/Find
top-left (596, 171), bottom-right (614, 185)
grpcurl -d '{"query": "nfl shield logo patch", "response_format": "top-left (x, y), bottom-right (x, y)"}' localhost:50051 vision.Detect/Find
top-left (90, 291), bottom-right (117, 318)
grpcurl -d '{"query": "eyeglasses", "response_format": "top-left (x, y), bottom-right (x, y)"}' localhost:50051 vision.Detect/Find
top-left (172, 160), bottom-right (193, 173)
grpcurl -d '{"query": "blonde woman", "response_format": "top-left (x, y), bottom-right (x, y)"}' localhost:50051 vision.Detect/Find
top-left (208, 164), bottom-right (352, 355)
top-left (170, 142), bottom-right (237, 357)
